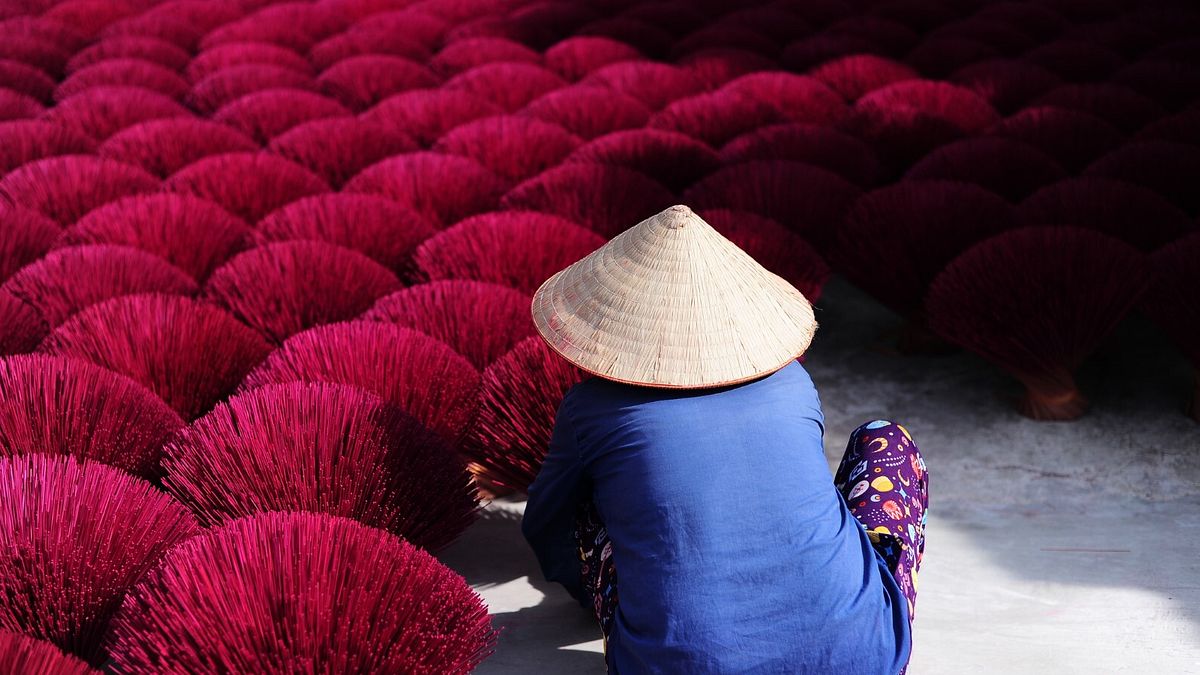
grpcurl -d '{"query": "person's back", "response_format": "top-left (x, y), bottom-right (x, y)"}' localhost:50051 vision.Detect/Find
top-left (526, 360), bottom-right (911, 674)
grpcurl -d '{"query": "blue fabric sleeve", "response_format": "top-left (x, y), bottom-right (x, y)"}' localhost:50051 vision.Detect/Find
top-left (521, 392), bottom-right (589, 606)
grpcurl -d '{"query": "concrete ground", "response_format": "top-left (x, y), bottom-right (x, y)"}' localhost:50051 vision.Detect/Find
top-left (438, 277), bottom-right (1200, 674)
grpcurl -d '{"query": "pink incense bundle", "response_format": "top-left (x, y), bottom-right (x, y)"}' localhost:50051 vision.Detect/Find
top-left (76, 37), bottom-right (186, 81)
top-left (676, 48), bottom-right (779, 90)
top-left (211, 89), bottom-right (352, 144)
top-left (520, 85), bottom-right (651, 140)
top-left (2, 245), bottom-right (197, 329)
top-left (256, 194), bottom-right (435, 278)
top-left (682, 160), bottom-right (861, 253)
top-left (39, 294), bottom-right (272, 422)
top-left (1018, 177), bottom-right (1194, 251)
top-left (344, 152), bottom-right (507, 228)
top-left (54, 59), bottom-right (188, 102)
top-left (0, 354), bottom-right (183, 475)
top-left (719, 124), bottom-right (882, 186)
top-left (700, 209), bottom-right (831, 301)
top-left (543, 35), bottom-right (642, 81)
top-left (98, 15), bottom-right (202, 52)
top-left (40, 0), bottom-right (133, 38)
top-left (719, 72), bottom-right (848, 126)
top-left (364, 280), bottom-right (536, 370)
top-left (434, 115), bottom-right (582, 182)
top-left (308, 29), bottom-right (431, 72)
top-left (0, 292), bottom-right (45, 355)
top-left (186, 65), bottom-right (318, 115)
top-left (1084, 141), bottom-right (1200, 215)
top-left (0, 61), bottom-right (52, 105)
top-left (0, 207), bottom-right (58, 283)
top-left (0, 36), bottom-right (69, 79)
top-left (200, 5), bottom-right (344, 53)
top-left (0, 90), bottom-right (43, 121)
top-left (465, 335), bottom-right (587, 494)
top-left (905, 137), bottom-right (1068, 202)
top-left (948, 59), bottom-right (1062, 114)
top-left (164, 382), bottom-right (479, 549)
top-left (566, 128), bottom-right (720, 192)
top-left (164, 152), bottom-right (330, 223)
top-left (204, 241), bottom-right (401, 344)
top-left (360, 89), bottom-right (502, 146)
top-left (1025, 40), bottom-right (1125, 82)
top-left (805, 54), bottom-right (919, 101)
top-left (833, 181), bottom-right (1016, 345)
top-left (268, 118), bottom-right (416, 188)
top-left (0, 454), bottom-right (199, 663)
top-left (1140, 233), bottom-right (1200, 421)
top-left (351, 10), bottom-right (451, 51)
top-left (138, 0), bottom-right (243, 31)
top-left (42, 86), bottom-right (190, 141)
top-left (444, 62), bottom-right (567, 113)
top-left (98, 118), bottom-right (258, 178)
top-left (186, 42), bottom-right (313, 83)
top-left (0, 154), bottom-right (158, 226)
top-left (106, 512), bottom-right (496, 674)
top-left (647, 91), bottom-right (785, 148)
top-left (1030, 83), bottom-right (1166, 134)
top-left (926, 226), bottom-right (1150, 420)
top-left (413, 210), bottom-right (605, 294)
top-left (57, 194), bottom-right (251, 281)
top-left (501, 163), bottom-right (674, 238)
top-left (782, 34), bottom-right (890, 73)
top-left (317, 55), bottom-right (440, 111)
top-left (430, 37), bottom-right (541, 77)
top-left (720, 6), bottom-right (811, 41)
top-left (241, 322), bottom-right (480, 449)
top-left (580, 61), bottom-right (705, 111)
top-left (0, 631), bottom-right (98, 675)
top-left (987, 106), bottom-right (1124, 172)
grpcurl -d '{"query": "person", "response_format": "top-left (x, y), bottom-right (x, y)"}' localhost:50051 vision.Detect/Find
top-left (522, 205), bottom-right (928, 674)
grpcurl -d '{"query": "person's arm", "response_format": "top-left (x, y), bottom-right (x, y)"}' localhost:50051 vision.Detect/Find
top-left (522, 393), bottom-right (590, 606)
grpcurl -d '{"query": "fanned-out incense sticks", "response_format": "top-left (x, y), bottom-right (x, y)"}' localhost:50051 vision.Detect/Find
top-left (0, 207), bottom-right (58, 284)
top-left (55, 59), bottom-right (188, 102)
top-left (444, 62), bottom-right (566, 112)
top-left (701, 208), bottom-right (831, 302)
top-left (501, 163), bottom-right (674, 238)
top-left (344, 152), bottom-right (507, 227)
top-left (268, 117), bottom-right (416, 188)
top-left (186, 64), bottom-right (318, 114)
top-left (430, 37), bottom-right (541, 77)
top-left (0, 155), bottom-right (158, 226)
top-left (434, 115), bottom-right (581, 182)
top-left (211, 89), bottom-right (351, 144)
top-left (0, 292), bottom-right (46, 356)
top-left (0, 631), bottom-right (99, 675)
top-left (1018, 177), bottom-right (1195, 251)
top-left (185, 42), bottom-right (312, 83)
top-left (1140, 233), bottom-right (1200, 422)
top-left (567, 127), bottom-right (720, 191)
top-left (360, 88), bottom-right (501, 146)
top-left (317, 55), bottom-right (440, 111)
top-left (807, 53), bottom-right (919, 101)
top-left (719, 123), bottom-right (881, 186)
top-left (43, 86), bottom-right (189, 140)
top-left (99, 118), bottom-right (258, 178)
top-left (0, 120), bottom-right (95, 175)
top-left (68, 36), bottom-right (190, 74)
top-left (520, 85), bottom-right (651, 140)
top-left (905, 137), bottom-right (1068, 201)
top-left (987, 105), bottom-right (1124, 172)
top-left (164, 152), bottom-right (330, 223)
top-left (543, 35), bottom-right (642, 81)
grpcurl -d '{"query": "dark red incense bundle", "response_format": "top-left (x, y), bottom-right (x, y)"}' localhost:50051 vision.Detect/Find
top-left (2, 245), bottom-right (196, 328)
top-left (317, 55), bottom-right (440, 111)
top-left (670, 25), bottom-right (779, 60)
top-left (826, 15), bottom-right (919, 55)
top-left (413, 210), bottom-right (605, 294)
top-left (700, 209), bottom-right (831, 301)
top-left (267, 118), bottom-right (415, 188)
top-left (107, 512), bottom-right (496, 674)
top-left (1084, 141), bottom-right (1200, 215)
top-left (98, 118), bottom-right (258, 178)
top-left (40, 294), bottom-right (272, 422)
top-left (204, 241), bottom-right (401, 344)
top-left (1018, 177), bottom-right (1194, 251)
top-left (647, 91), bottom-right (784, 148)
top-left (212, 89), bottom-right (352, 144)
top-left (543, 35), bottom-right (642, 81)
top-left (719, 123), bottom-right (881, 186)
top-left (973, 2), bottom-right (1065, 39)
top-left (1064, 21), bottom-right (1158, 57)
top-left (719, 72), bottom-right (847, 126)
top-left (1135, 109), bottom-right (1200, 146)
top-left (54, 59), bottom-right (188, 102)
top-left (360, 89), bottom-right (502, 146)
top-left (444, 62), bottom-right (566, 113)
top-left (905, 138), bottom-right (1068, 202)
top-left (164, 382), bottom-right (479, 549)
top-left (0, 90), bottom-right (43, 121)
top-left (241, 322), bottom-right (480, 448)
top-left (256, 194), bottom-right (434, 278)
top-left (617, 2), bottom-right (706, 34)
top-left (780, 34), bottom-right (888, 73)
top-left (520, 85), bottom-right (651, 140)
top-left (0, 206), bottom-right (58, 283)
top-left (0, 59), bottom-right (54, 102)
top-left (1030, 84), bottom-right (1166, 134)
top-left (926, 226), bottom-right (1150, 420)
top-left (948, 59), bottom-right (1062, 114)
top-left (0, 354), bottom-right (183, 475)
top-left (927, 17), bottom-right (1036, 55)
top-left (576, 18), bottom-right (672, 59)
top-left (343, 152), bottom-right (507, 227)
top-left (186, 64), bottom-right (318, 114)
top-left (164, 152), bottom-right (330, 223)
top-left (186, 42), bottom-right (313, 83)
top-left (565, 128), bottom-right (720, 192)
top-left (465, 335), bottom-right (586, 494)
top-left (0, 631), bottom-right (99, 675)
top-left (308, 29), bottom-right (431, 72)
top-left (363, 280), bottom-right (536, 370)
top-left (676, 48), bottom-right (778, 90)
top-left (1139, 232), bottom-right (1200, 420)
top-left (849, 79), bottom-right (1002, 134)
top-left (501, 163), bottom-right (674, 238)
top-left (0, 454), bottom-right (198, 663)
top-left (434, 115), bottom-right (581, 182)
top-left (43, 86), bottom-right (190, 141)
top-left (1025, 40), bottom-right (1125, 82)
top-left (682, 160), bottom-right (860, 254)
top-left (58, 194), bottom-right (251, 281)
top-left (68, 36), bottom-right (191, 74)
top-left (0, 154), bottom-right (159, 226)
top-left (430, 37), bottom-right (541, 77)
top-left (987, 106), bottom-right (1123, 172)
top-left (0, 292), bottom-right (46, 355)
top-left (581, 61), bottom-right (705, 111)
top-left (905, 37), bottom-right (1000, 78)
top-left (832, 180), bottom-right (1016, 338)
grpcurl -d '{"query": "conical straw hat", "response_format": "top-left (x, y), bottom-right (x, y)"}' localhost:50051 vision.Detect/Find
top-left (531, 205), bottom-right (817, 389)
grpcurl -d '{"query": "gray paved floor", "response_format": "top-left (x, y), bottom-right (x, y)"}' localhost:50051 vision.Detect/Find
top-left (438, 277), bottom-right (1200, 674)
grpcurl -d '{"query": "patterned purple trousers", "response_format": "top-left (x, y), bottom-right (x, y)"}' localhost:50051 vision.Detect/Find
top-left (574, 420), bottom-right (929, 672)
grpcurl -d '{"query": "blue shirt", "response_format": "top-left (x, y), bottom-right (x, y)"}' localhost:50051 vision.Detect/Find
top-left (522, 360), bottom-right (911, 674)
